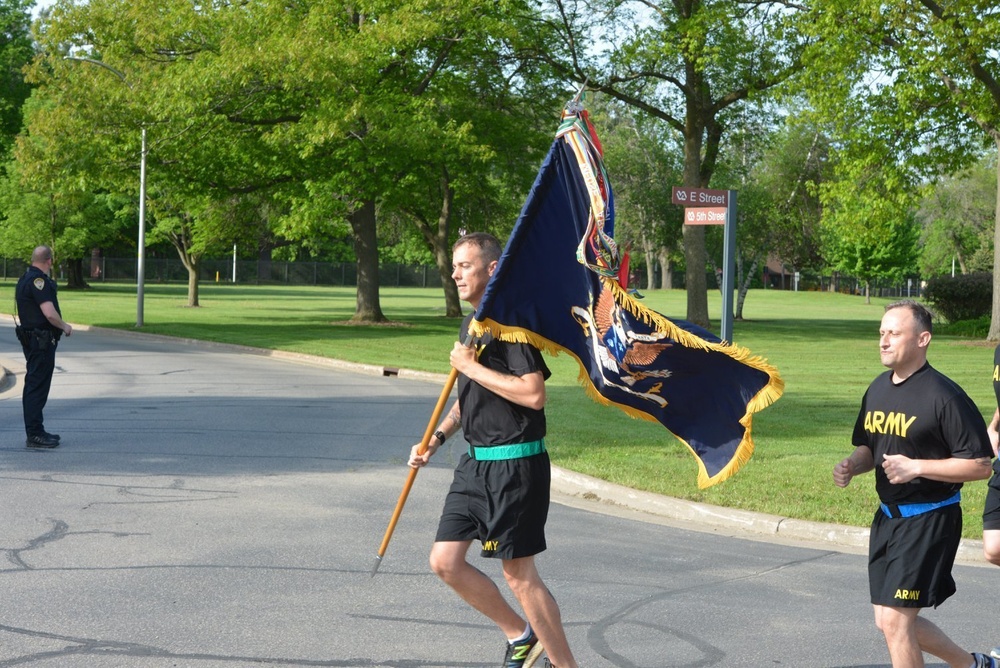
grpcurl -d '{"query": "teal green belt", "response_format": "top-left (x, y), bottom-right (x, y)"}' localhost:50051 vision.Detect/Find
top-left (468, 439), bottom-right (546, 461)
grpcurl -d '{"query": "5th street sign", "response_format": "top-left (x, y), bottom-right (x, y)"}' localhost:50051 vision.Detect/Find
top-left (684, 207), bottom-right (727, 225)
top-left (672, 187), bottom-right (729, 207)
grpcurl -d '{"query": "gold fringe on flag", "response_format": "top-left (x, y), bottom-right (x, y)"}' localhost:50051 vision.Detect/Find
top-left (469, 277), bottom-right (784, 488)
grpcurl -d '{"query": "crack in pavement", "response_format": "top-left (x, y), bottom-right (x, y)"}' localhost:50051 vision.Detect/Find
top-left (2, 520), bottom-right (137, 571)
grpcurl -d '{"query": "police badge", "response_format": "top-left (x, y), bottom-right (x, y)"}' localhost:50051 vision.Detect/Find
top-left (33, 277), bottom-right (45, 290)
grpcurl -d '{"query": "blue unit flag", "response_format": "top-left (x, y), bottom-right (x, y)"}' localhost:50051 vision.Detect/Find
top-left (469, 108), bottom-right (784, 488)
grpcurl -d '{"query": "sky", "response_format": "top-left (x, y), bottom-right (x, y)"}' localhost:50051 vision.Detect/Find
top-left (31, 0), bottom-right (55, 19)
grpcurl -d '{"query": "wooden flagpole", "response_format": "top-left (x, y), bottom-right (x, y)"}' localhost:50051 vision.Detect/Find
top-left (371, 367), bottom-right (459, 577)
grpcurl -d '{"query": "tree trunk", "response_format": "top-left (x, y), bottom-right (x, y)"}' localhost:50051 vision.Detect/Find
top-left (659, 251), bottom-right (673, 290)
top-left (990, 141), bottom-right (1000, 340)
top-left (735, 257), bottom-right (758, 321)
top-left (644, 247), bottom-right (656, 291)
top-left (49, 194), bottom-right (57, 254)
top-left (683, 102), bottom-right (710, 327)
top-left (683, 222), bottom-right (709, 325)
top-left (419, 169), bottom-right (462, 317)
top-left (187, 262), bottom-right (200, 307)
top-left (169, 224), bottom-right (200, 307)
top-left (437, 248), bottom-right (461, 317)
top-left (258, 246), bottom-right (272, 282)
top-left (349, 198), bottom-right (386, 323)
top-left (64, 258), bottom-right (89, 289)
top-left (990, 142), bottom-right (1000, 340)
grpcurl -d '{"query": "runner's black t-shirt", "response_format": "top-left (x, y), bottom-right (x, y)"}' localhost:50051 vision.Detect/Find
top-left (457, 313), bottom-right (551, 447)
top-left (852, 362), bottom-right (991, 504)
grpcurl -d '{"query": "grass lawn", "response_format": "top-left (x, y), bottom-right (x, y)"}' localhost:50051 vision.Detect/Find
top-left (2, 281), bottom-right (995, 538)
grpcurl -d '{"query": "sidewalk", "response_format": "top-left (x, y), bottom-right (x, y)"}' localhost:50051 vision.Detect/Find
top-left (0, 320), bottom-right (990, 566)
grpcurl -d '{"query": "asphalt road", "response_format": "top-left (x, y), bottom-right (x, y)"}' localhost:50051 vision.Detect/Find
top-left (0, 319), bottom-right (997, 668)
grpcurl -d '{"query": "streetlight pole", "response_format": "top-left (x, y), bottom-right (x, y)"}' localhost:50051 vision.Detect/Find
top-left (138, 125), bottom-right (146, 326)
top-left (64, 56), bottom-right (147, 327)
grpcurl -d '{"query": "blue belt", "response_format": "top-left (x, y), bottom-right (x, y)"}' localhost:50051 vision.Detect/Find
top-left (880, 492), bottom-right (961, 518)
top-left (468, 440), bottom-right (545, 461)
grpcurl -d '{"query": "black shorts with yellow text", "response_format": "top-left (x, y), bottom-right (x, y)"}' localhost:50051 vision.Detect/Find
top-left (435, 451), bottom-right (550, 560)
top-left (868, 504), bottom-right (961, 608)
top-left (983, 464), bottom-right (1000, 530)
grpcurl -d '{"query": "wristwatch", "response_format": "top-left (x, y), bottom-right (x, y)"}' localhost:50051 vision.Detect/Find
top-left (433, 430), bottom-right (447, 445)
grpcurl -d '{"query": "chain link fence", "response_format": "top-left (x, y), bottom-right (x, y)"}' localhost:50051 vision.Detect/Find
top-left (0, 257), bottom-right (447, 288)
top-left (0, 256), bottom-right (921, 298)
top-left (639, 266), bottom-right (924, 299)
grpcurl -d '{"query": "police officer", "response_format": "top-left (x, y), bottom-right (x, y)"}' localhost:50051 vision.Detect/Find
top-left (15, 246), bottom-right (72, 449)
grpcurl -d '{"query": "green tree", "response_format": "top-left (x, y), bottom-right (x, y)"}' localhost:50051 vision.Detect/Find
top-left (29, 0), bottom-right (555, 321)
top-left (0, 0), bottom-right (33, 166)
top-left (916, 155), bottom-right (997, 277)
top-left (3, 88), bottom-right (129, 286)
top-left (595, 98), bottom-right (684, 291)
top-left (802, 0), bottom-right (1000, 337)
top-left (697, 108), bottom-right (830, 320)
top-left (537, 0), bottom-right (807, 327)
top-left (820, 151), bottom-right (920, 303)
top-left (374, 11), bottom-right (559, 317)
top-left (750, 118), bottom-right (829, 274)
top-left (824, 213), bottom-right (920, 303)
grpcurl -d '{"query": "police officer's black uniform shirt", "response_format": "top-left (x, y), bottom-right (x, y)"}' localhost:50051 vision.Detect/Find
top-left (15, 266), bottom-right (60, 331)
top-left (458, 313), bottom-right (551, 447)
top-left (852, 362), bottom-right (991, 505)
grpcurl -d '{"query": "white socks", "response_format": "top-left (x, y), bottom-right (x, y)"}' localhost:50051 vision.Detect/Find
top-left (508, 622), bottom-right (532, 644)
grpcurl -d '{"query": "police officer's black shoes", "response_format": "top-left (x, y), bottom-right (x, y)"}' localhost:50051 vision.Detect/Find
top-left (26, 434), bottom-right (59, 448)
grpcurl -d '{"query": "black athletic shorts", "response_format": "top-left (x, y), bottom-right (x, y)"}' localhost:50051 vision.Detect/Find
top-left (868, 504), bottom-right (961, 608)
top-left (435, 451), bottom-right (550, 560)
top-left (984, 465), bottom-right (1000, 530)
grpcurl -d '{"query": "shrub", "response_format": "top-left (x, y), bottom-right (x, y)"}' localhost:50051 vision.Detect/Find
top-left (923, 272), bottom-right (993, 323)
top-left (936, 315), bottom-right (990, 338)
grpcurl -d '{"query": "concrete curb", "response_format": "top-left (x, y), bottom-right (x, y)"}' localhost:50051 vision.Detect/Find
top-left (551, 466), bottom-right (989, 565)
top-left (550, 466), bottom-right (870, 548)
top-left (0, 316), bottom-right (989, 565)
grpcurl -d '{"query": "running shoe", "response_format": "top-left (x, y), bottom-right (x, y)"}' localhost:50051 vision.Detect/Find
top-left (974, 652), bottom-right (998, 668)
top-left (502, 632), bottom-right (543, 668)
top-left (992, 646), bottom-right (1000, 661)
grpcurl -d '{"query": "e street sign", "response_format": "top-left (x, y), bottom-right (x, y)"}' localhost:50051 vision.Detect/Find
top-left (672, 187), bottom-right (730, 207)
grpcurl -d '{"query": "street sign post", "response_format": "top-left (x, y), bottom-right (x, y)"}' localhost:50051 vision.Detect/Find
top-left (673, 187), bottom-right (738, 343)
top-left (721, 191), bottom-right (737, 343)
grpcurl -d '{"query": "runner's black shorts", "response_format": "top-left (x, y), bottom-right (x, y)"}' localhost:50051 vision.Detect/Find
top-left (868, 504), bottom-right (961, 608)
top-left (435, 451), bottom-right (550, 560)
top-left (983, 465), bottom-right (1000, 530)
